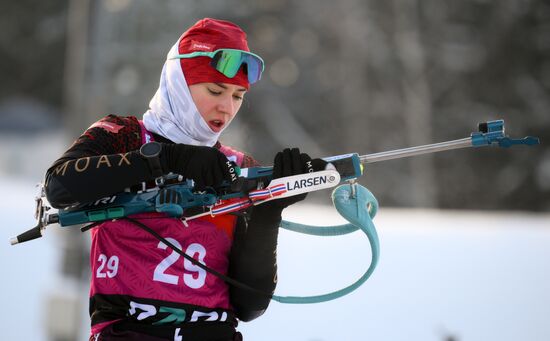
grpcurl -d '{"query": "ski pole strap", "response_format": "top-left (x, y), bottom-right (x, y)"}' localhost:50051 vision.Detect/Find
top-left (273, 183), bottom-right (379, 304)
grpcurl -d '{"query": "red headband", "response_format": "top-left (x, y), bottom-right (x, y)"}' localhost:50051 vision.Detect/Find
top-left (178, 18), bottom-right (250, 89)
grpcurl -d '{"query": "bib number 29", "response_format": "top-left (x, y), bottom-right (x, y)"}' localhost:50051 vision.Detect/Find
top-left (96, 254), bottom-right (119, 278)
top-left (153, 238), bottom-right (207, 289)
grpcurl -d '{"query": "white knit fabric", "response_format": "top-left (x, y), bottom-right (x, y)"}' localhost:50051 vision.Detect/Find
top-left (142, 40), bottom-right (222, 146)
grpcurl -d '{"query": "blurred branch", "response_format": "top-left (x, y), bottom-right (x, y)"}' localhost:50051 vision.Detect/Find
top-left (63, 0), bottom-right (91, 138)
top-left (392, 0), bottom-right (437, 207)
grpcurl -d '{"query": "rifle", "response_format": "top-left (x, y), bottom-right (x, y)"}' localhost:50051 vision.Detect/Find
top-left (9, 119), bottom-right (539, 304)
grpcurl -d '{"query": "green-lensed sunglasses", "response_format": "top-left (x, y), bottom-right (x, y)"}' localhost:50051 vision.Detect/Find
top-left (168, 48), bottom-right (265, 84)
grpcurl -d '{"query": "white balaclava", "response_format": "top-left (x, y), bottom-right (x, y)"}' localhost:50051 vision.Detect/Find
top-left (142, 40), bottom-right (222, 146)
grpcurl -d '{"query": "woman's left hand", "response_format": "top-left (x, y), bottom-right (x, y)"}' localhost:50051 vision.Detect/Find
top-left (268, 147), bottom-right (327, 209)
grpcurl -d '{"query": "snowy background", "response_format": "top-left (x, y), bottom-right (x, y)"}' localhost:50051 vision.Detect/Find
top-left (1, 0), bottom-right (549, 340)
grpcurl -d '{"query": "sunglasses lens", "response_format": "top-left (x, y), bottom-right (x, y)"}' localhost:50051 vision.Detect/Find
top-left (213, 50), bottom-right (241, 78)
top-left (243, 55), bottom-right (262, 84)
top-left (211, 50), bottom-right (263, 84)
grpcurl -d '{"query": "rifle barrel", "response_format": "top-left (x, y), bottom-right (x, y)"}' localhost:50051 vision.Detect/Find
top-left (359, 137), bottom-right (473, 164)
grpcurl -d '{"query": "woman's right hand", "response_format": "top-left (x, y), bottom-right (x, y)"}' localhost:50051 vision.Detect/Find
top-left (160, 143), bottom-right (237, 189)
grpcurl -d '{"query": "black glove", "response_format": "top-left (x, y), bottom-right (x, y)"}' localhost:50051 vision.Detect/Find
top-left (267, 147), bottom-right (327, 209)
top-left (160, 143), bottom-right (237, 190)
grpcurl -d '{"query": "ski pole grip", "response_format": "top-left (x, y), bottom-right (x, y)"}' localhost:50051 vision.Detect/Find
top-left (10, 225), bottom-right (43, 245)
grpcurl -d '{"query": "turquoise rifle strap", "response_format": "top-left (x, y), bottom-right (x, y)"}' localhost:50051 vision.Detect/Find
top-left (274, 183), bottom-right (380, 304)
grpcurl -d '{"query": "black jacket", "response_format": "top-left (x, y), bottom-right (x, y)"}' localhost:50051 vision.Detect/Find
top-left (45, 115), bottom-right (280, 323)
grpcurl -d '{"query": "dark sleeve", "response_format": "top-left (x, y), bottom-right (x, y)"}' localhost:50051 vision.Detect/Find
top-left (44, 115), bottom-right (155, 208)
top-left (228, 153), bottom-right (282, 322)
